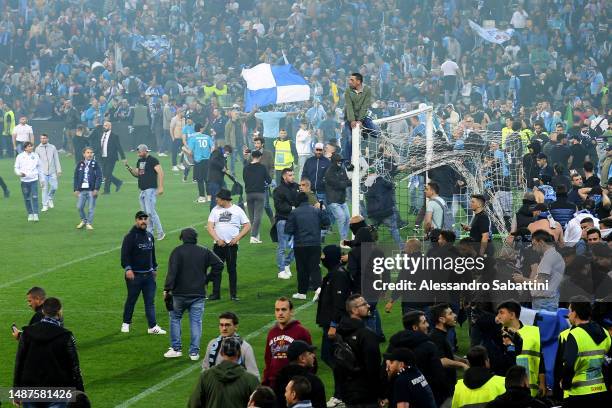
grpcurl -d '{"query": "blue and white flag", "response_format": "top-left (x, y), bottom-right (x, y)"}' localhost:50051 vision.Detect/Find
top-left (468, 20), bottom-right (514, 44)
top-left (241, 63), bottom-right (310, 112)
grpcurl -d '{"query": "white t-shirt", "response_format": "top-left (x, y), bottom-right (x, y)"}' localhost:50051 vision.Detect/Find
top-left (426, 196), bottom-right (445, 229)
top-left (208, 204), bottom-right (250, 243)
top-left (510, 10), bottom-right (528, 29)
top-left (13, 124), bottom-right (34, 143)
top-left (295, 129), bottom-right (312, 156)
top-left (440, 60), bottom-right (459, 76)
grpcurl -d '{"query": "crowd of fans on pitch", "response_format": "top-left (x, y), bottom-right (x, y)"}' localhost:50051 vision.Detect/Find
top-left (4, 1), bottom-right (612, 408)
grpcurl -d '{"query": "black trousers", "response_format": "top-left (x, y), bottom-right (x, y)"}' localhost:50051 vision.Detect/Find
top-left (100, 157), bottom-right (121, 193)
top-left (212, 244), bottom-right (238, 298)
top-left (193, 159), bottom-right (209, 197)
top-left (0, 176), bottom-right (8, 193)
top-left (295, 245), bottom-right (321, 294)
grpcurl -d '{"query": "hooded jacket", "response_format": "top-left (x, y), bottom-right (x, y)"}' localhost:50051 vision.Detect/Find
top-left (164, 229), bottom-right (224, 297)
top-left (188, 360), bottom-right (259, 408)
top-left (324, 161), bottom-right (350, 204)
top-left (316, 246), bottom-right (352, 328)
top-left (365, 176), bottom-right (395, 221)
top-left (486, 386), bottom-right (551, 408)
top-left (262, 320), bottom-right (312, 387)
top-left (274, 363), bottom-right (327, 408)
top-left (336, 316), bottom-right (382, 405)
top-left (14, 321), bottom-right (84, 391)
top-left (347, 227), bottom-right (384, 293)
top-left (388, 329), bottom-right (449, 405)
top-left (452, 367), bottom-right (505, 407)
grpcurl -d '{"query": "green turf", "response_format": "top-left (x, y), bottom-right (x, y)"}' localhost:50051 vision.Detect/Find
top-left (0, 153), bottom-right (468, 407)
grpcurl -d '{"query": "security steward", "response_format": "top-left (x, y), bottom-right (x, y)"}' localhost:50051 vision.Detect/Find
top-left (496, 300), bottom-right (546, 397)
top-left (561, 296), bottom-right (611, 407)
top-left (272, 129), bottom-right (298, 184)
top-left (451, 345), bottom-right (505, 408)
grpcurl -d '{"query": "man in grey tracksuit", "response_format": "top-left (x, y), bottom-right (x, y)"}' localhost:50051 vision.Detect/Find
top-left (35, 133), bottom-right (61, 212)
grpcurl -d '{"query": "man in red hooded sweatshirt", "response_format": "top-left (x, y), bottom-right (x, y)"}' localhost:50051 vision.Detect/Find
top-left (262, 297), bottom-right (312, 387)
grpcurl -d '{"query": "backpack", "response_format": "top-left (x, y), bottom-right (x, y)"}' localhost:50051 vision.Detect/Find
top-left (333, 333), bottom-right (362, 373)
top-left (429, 197), bottom-right (454, 230)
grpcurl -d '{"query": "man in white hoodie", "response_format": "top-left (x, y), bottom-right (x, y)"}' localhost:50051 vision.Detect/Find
top-left (35, 133), bottom-right (62, 212)
top-left (14, 141), bottom-right (41, 221)
top-left (295, 120), bottom-right (312, 180)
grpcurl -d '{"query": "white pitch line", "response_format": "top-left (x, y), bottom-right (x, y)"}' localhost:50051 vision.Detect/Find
top-left (114, 301), bottom-right (314, 408)
top-left (0, 222), bottom-right (204, 290)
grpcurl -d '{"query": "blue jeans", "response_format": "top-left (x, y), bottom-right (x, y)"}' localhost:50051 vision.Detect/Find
top-left (40, 174), bottom-right (58, 206)
top-left (328, 202), bottom-right (350, 240)
top-left (364, 304), bottom-right (384, 340)
top-left (139, 188), bottom-right (163, 236)
top-left (77, 191), bottom-right (97, 224)
top-left (409, 175), bottom-right (425, 212)
top-left (341, 117), bottom-right (380, 160)
top-left (208, 182), bottom-right (221, 211)
top-left (122, 272), bottom-right (157, 328)
top-left (21, 180), bottom-right (39, 215)
top-left (372, 215), bottom-right (402, 248)
top-left (169, 296), bottom-right (205, 355)
top-left (276, 220), bottom-right (294, 272)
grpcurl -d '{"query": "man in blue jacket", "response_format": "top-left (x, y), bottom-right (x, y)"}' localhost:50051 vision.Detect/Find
top-left (120, 210), bottom-right (166, 335)
top-left (285, 192), bottom-right (330, 300)
top-left (73, 147), bottom-right (103, 230)
top-left (301, 143), bottom-right (330, 202)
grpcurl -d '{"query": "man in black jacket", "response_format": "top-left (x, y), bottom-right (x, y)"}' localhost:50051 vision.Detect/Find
top-left (12, 286), bottom-right (46, 341)
top-left (365, 173), bottom-right (402, 247)
top-left (302, 143), bottom-right (330, 202)
top-left (163, 228), bottom-right (223, 360)
top-left (387, 310), bottom-right (450, 406)
top-left (13, 297), bottom-right (85, 395)
top-left (92, 120), bottom-right (126, 194)
top-left (336, 294), bottom-right (382, 407)
top-left (243, 150), bottom-right (271, 243)
top-left (273, 340), bottom-right (326, 408)
top-left (285, 192), bottom-right (330, 299)
top-left (207, 144), bottom-right (231, 211)
top-left (120, 210), bottom-right (166, 335)
top-left (316, 245), bottom-right (351, 405)
top-left (325, 153), bottom-right (351, 245)
top-left (273, 168), bottom-right (300, 280)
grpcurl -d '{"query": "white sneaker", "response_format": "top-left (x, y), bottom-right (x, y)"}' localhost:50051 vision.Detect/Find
top-left (28, 214), bottom-right (34, 221)
top-left (284, 265), bottom-right (292, 276)
top-left (42, 205), bottom-right (48, 212)
top-left (189, 353), bottom-right (200, 361)
top-left (278, 271), bottom-right (291, 280)
top-left (326, 397), bottom-right (344, 408)
top-left (159, 152), bottom-right (168, 157)
top-left (86, 224), bottom-right (94, 230)
top-left (147, 325), bottom-right (167, 335)
top-left (32, 214), bottom-right (39, 222)
top-left (250, 237), bottom-right (262, 244)
top-left (121, 323), bottom-right (130, 333)
top-left (292, 293), bottom-right (307, 300)
top-left (340, 241), bottom-right (350, 250)
top-left (157, 233), bottom-right (166, 241)
top-left (197, 196), bottom-right (207, 203)
top-left (48, 200), bottom-right (54, 209)
top-left (177, 164), bottom-right (185, 170)
top-left (76, 221), bottom-right (85, 229)
top-left (164, 348), bottom-right (182, 358)
top-left (172, 166), bottom-right (179, 172)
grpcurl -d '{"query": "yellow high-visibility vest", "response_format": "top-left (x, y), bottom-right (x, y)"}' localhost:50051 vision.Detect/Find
top-left (566, 326), bottom-right (611, 397)
top-left (558, 328), bottom-right (572, 399)
top-left (273, 139), bottom-right (294, 170)
top-left (517, 324), bottom-right (542, 397)
top-left (451, 375), bottom-right (505, 408)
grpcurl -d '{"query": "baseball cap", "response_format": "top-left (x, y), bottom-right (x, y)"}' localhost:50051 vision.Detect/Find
top-left (314, 142), bottom-right (324, 150)
top-left (135, 210), bottom-right (148, 219)
top-left (137, 144), bottom-right (151, 152)
top-left (287, 340), bottom-right (316, 361)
